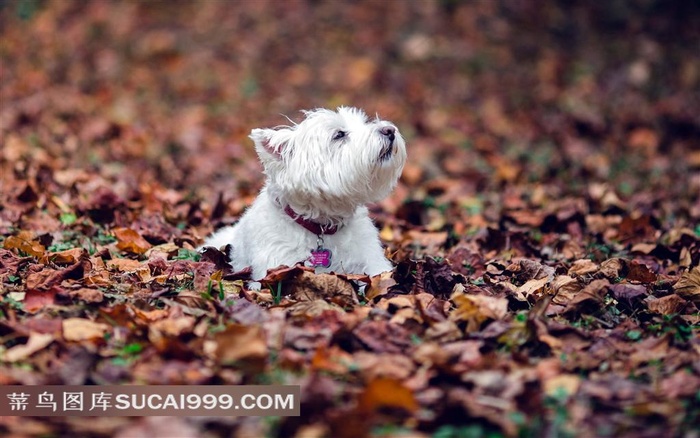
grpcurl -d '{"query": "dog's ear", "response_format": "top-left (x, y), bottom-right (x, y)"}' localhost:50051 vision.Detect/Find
top-left (250, 128), bottom-right (290, 160)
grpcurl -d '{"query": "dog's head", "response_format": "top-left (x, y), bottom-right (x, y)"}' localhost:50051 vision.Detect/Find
top-left (249, 107), bottom-right (406, 222)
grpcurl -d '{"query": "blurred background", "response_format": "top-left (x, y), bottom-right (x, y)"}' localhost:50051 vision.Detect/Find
top-left (1, 0), bottom-right (699, 230)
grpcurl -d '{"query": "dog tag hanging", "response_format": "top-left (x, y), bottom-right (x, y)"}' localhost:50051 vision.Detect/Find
top-left (307, 236), bottom-right (332, 269)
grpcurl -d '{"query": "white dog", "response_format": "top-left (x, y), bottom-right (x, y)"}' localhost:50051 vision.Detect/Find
top-left (202, 107), bottom-right (406, 281)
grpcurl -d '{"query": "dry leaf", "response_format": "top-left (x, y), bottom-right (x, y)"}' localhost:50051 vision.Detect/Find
top-left (2, 332), bottom-right (54, 362)
top-left (673, 266), bottom-right (700, 303)
top-left (451, 285), bottom-right (508, 331)
top-left (543, 374), bottom-right (581, 398)
top-left (149, 316), bottom-right (195, 337)
top-left (42, 248), bottom-right (87, 266)
top-left (647, 294), bottom-right (688, 315)
top-left (4, 233), bottom-right (45, 258)
top-left (113, 227), bottom-right (152, 254)
top-left (568, 259), bottom-right (599, 276)
top-left (62, 318), bottom-right (110, 341)
top-left (517, 277), bottom-right (549, 297)
top-left (213, 324), bottom-right (268, 364)
top-left (67, 288), bottom-right (105, 303)
top-left (357, 377), bottom-right (418, 414)
top-left (23, 287), bottom-right (60, 313)
top-left (106, 258), bottom-right (152, 282)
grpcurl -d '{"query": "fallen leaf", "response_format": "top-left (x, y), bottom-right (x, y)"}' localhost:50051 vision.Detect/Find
top-left (113, 227), bottom-right (152, 254)
top-left (213, 324), bottom-right (268, 364)
top-left (287, 299), bottom-right (344, 318)
top-left (366, 270), bottom-right (397, 301)
top-left (357, 377), bottom-right (418, 414)
top-left (289, 272), bottom-right (358, 308)
top-left (311, 345), bottom-right (354, 374)
top-left (106, 258), bottom-right (152, 282)
top-left (149, 316), bottom-right (195, 337)
top-left (543, 374), bottom-right (581, 398)
top-left (3, 232), bottom-right (45, 258)
top-left (451, 284), bottom-right (508, 331)
top-left (25, 259), bottom-right (86, 289)
top-left (626, 261), bottom-right (657, 283)
top-left (563, 279), bottom-right (609, 315)
top-left (647, 294), bottom-right (688, 315)
top-left (353, 352), bottom-right (415, 381)
top-left (517, 276), bottom-right (549, 297)
top-left (660, 369), bottom-right (700, 398)
top-left (609, 283), bottom-right (648, 310)
top-left (23, 287), bottom-right (61, 313)
top-left (353, 320), bottom-right (412, 354)
top-left (599, 258), bottom-right (627, 279)
top-left (568, 259), bottom-right (599, 276)
top-left (2, 332), bottom-right (54, 362)
top-left (673, 266), bottom-right (700, 303)
top-left (67, 287), bottom-right (104, 303)
top-left (42, 248), bottom-right (87, 266)
top-left (62, 318), bottom-right (110, 341)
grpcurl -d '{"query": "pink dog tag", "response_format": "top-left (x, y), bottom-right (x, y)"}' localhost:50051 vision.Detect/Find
top-left (309, 248), bottom-right (332, 268)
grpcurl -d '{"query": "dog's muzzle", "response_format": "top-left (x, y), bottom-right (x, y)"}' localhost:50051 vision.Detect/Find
top-left (378, 126), bottom-right (396, 161)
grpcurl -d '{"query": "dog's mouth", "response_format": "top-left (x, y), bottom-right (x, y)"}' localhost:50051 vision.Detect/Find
top-left (378, 143), bottom-right (394, 162)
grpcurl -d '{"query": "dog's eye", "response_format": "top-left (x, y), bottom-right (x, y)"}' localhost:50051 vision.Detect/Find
top-left (333, 130), bottom-right (347, 140)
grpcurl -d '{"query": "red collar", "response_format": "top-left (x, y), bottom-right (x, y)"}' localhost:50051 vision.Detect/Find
top-left (284, 205), bottom-right (339, 235)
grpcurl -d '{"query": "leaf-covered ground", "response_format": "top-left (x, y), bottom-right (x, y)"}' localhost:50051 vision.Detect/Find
top-left (1, 1), bottom-right (699, 437)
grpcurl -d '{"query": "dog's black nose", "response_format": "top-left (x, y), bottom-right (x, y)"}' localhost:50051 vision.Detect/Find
top-left (380, 126), bottom-right (395, 142)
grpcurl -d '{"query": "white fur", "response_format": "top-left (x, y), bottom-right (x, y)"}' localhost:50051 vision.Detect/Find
top-left (202, 107), bottom-right (406, 280)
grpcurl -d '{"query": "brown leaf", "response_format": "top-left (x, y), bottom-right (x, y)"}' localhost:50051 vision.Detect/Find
top-left (357, 377), bottom-right (418, 414)
top-left (62, 318), bottom-right (110, 341)
top-left (149, 316), bottom-right (195, 337)
top-left (551, 275), bottom-right (583, 306)
top-left (25, 259), bottom-right (88, 290)
top-left (289, 272), bottom-right (358, 308)
top-left (23, 287), bottom-right (60, 313)
top-left (311, 345), bottom-right (354, 374)
top-left (451, 284), bottom-right (508, 331)
top-left (42, 248), bottom-right (87, 266)
top-left (568, 259), bottom-right (599, 276)
top-left (628, 335), bottom-right (671, 367)
top-left (517, 276), bottom-right (549, 297)
top-left (508, 258), bottom-right (555, 282)
top-left (609, 283), bottom-right (648, 310)
top-left (222, 298), bottom-right (269, 325)
top-left (673, 266), bottom-right (700, 303)
top-left (617, 214), bottom-right (657, 243)
top-left (563, 279), bottom-right (609, 315)
top-left (660, 369), bottom-right (700, 398)
top-left (287, 299), bottom-right (345, 319)
top-left (414, 292), bottom-right (449, 323)
top-left (543, 374), bottom-right (581, 398)
top-left (403, 230), bottom-right (448, 252)
top-left (2, 332), bottom-right (54, 363)
top-left (353, 320), bottom-right (412, 354)
top-left (3, 232), bottom-right (45, 258)
top-left (626, 261), bottom-right (657, 283)
top-left (106, 258), bottom-right (152, 282)
top-left (353, 352), bottom-right (415, 381)
top-left (212, 324), bottom-right (268, 364)
top-left (631, 243), bottom-right (657, 255)
top-left (647, 294), bottom-right (688, 315)
top-left (261, 264), bottom-right (309, 283)
top-left (113, 227), bottom-right (152, 254)
top-left (599, 258), bottom-right (627, 279)
top-left (67, 287), bottom-right (105, 303)
top-left (366, 270), bottom-right (397, 301)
